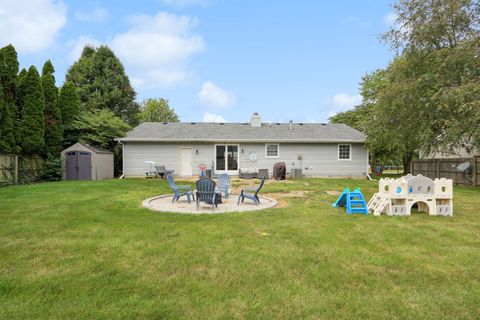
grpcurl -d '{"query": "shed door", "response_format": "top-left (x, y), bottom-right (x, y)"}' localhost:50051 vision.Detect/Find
top-left (66, 152), bottom-right (77, 180)
top-left (65, 151), bottom-right (92, 180)
top-left (77, 152), bottom-right (92, 180)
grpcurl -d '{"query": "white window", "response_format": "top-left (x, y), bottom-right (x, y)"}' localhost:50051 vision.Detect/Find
top-left (338, 144), bottom-right (351, 160)
top-left (265, 144), bottom-right (279, 158)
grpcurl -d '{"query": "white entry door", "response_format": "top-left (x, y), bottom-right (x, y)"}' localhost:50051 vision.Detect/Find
top-left (179, 148), bottom-right (193, 176)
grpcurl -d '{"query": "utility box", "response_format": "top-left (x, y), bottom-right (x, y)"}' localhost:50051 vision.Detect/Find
top-left (291, 168), bottom-right (303, 178)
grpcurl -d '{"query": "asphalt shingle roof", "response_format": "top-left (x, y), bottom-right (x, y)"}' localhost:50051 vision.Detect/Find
top-left (117, 122), bottom-right (366, 143)
top-left (82, 144), bottom-right (113, 154)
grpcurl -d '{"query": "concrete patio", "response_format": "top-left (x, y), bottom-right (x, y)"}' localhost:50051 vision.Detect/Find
top-left (142, 193), bottom-right (277, 214)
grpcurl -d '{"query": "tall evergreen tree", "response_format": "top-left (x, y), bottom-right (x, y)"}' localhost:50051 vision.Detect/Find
top-left (0, 86), bottom-right (8, 151)
top-left (42, 60), bottom-right (63, 154)
top-left (65, 45), bottom-right (139, 125)
top-left (14, 68), bottom-right (28, 151)
top-left (0, 44), bottom-right (19, 153)
top-left (17, 66), bottom-right (45, 155)
top-left (58, 81), bottom-right (80, 146)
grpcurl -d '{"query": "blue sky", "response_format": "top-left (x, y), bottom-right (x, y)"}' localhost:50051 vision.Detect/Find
top-left (0, 0), bottom-right (396, 123)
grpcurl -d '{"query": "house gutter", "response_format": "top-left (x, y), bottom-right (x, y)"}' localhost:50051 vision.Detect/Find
top-left (114, 138), bottom-right (366, 144)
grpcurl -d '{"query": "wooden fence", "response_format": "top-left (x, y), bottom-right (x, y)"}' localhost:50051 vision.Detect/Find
top-left (412, 157), bottom-right (480, 186)
top-left (0, 154), bottom-right (44, 186)
top-left (0, 154), bottom-right (18, 185)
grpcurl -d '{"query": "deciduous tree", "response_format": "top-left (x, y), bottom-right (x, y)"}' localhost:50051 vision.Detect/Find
top-left (330, 69), bottom-right (403, 173)
top-left (382, 0), bottom-right (480, 51)
top-left (72, 109), bottom-right (130, 150)
top-left (138, 98), bottom-right (179, 123)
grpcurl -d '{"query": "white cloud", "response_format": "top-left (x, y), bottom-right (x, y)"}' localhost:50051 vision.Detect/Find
top-left (383, 12), bottom-right (397, 27)
top-left (161, 0), bottom-right (210, 8)
top-left (341, 17), bottom-right (372, 29)
top-left (198, 81), bottom-right (237, 109)
top-left (330, 93), bottom-right (362, 109)
top-left (110, 11), bottom-right (205, 89)
top-left (69, 35), bottom-right (102, 62)
top-left (75, 7), bottom-right (109, 22)
top-left (327, 111), bottom-right (338, 119)
top-left (324, 93), bottom-right (362, 121)
top-left (0, 0), bottom-right (67, 53)
top-left (203, 112), bottom-right (227, 123)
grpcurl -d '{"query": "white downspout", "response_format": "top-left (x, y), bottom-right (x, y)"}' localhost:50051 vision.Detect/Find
top-left (118, 140), bottom-right (125, 179)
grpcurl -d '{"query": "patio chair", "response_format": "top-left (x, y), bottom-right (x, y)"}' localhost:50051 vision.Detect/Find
top-left (196, 178), bottom-right (220, 210)
top-left (216, 173), bottom-right (231, 198)
top-left (167, 174), bottom-right (194, 203)
top-left (237, 176), bottom-right (266, 205)
top-left (145, 161), bottom-right (158, 179)
top-left (156, 165), bottom-right (174, 179)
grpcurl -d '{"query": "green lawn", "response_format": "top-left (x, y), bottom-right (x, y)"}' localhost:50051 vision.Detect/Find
top-left (1, 178), bottom-right (479, 319)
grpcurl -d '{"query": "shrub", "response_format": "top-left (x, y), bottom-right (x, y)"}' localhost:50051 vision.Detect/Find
top-left (42, 154), bottom-right (62, 181)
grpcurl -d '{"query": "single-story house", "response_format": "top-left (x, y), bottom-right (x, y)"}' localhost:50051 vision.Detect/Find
top-left (116, 113), bottom-right (368, 178)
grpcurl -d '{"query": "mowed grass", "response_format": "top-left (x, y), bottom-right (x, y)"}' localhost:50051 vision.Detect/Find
top-left (0, 178), bottom-right (479, 319)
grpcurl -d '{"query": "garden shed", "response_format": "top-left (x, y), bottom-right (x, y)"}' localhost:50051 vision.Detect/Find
top-left (61, 143), bottom-right (114, 181)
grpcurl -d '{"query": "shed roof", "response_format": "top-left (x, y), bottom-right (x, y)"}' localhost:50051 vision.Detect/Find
top-left (63, 143), bottom-right (113, 154)
top-left (117, 122), bottom-right (366, 143)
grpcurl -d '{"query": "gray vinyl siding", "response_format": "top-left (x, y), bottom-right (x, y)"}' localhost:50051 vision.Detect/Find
top-left (123, 142), bottom-right (214, 177)
top-left (239, 143), bottom-right (367, 177)
top-left (123, 142), bottom-right (368, 178)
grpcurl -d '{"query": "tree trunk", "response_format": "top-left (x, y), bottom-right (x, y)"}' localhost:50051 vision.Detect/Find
top-left (403, 153), bottom-right (413, 174)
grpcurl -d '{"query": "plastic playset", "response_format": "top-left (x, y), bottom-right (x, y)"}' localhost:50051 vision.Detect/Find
top-left (367, 174), bottom-right (453, 216)
top-left (332, 187), bottom-right (368, 215)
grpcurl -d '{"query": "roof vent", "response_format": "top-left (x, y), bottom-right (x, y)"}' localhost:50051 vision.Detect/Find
top-left (321, 123), bottom-right (326, 126)
top-left (250, 112), bottom-right (261, 127)
top-left (289, 120), bottom-right (293, 130)
top-left (190, 122), bottom-right (196, 125)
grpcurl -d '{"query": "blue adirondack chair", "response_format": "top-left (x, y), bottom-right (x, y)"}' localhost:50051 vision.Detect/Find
top-left (155, 165), bottom-right (174, 179)
top-left (196, 178), bottom-right (219, 209)
top-left (237, 176), bottom-right (265, 205)
top-left (216, 173), bottom-right (231, 198)
top-left (167, 174), bottom-right (194, 203)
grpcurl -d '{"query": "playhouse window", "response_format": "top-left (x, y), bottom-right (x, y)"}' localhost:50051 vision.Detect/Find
top-left (338, 144), bottom-right (351, 160)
